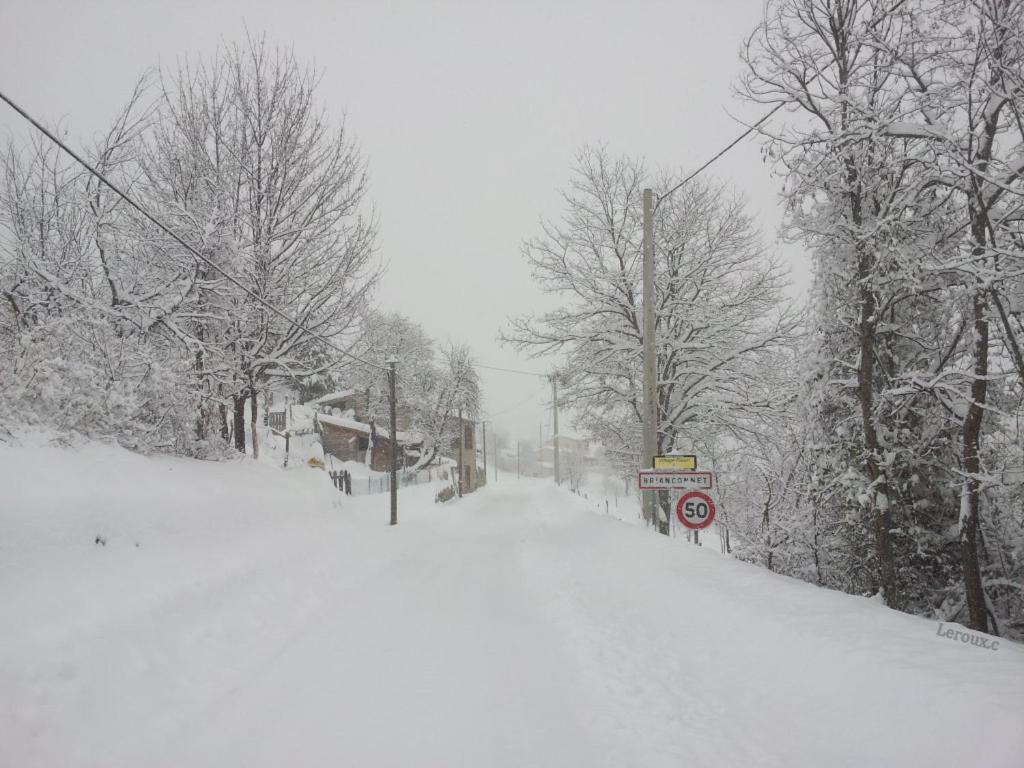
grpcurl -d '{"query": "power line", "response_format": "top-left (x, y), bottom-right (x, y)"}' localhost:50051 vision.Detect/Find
top-left (655, 0), bottom-right (905, 207)
top-left (0, 88), bottom-right (386, 372)
top-left (642, 0), bottom-right (912, 383)
top-left (476, 362), bottom-right (549, 378)
top-left (655, 0), bottom-right (910, 207)
top-left (656, 103), bottom-right (785, 207)
top-left (481, 383), bottom-right (548, 419)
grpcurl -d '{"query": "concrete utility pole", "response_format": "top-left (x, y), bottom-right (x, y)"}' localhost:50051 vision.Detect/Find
top-left (551, 374), bottom-right (561, 486)
top-left (641, 188), bottom-right (659, 531)
top-left (387, 358), bottom-right (399, 526)
top-left (458, 407), bottom-right (464, 497)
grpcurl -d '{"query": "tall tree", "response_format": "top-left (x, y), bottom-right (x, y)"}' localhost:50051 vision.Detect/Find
top-left (742, 0), bottom-right (958, 608)
top-left (742, 0), bottom-right (1024, 632)
top-left (505, 146), bottom-right (798, 529)
top-left (881, 0), bottom-right (1024, 631)
top-left (139, 36), bottom-right (380, 454)
top-left (0, 83), bottom-right (205, 452)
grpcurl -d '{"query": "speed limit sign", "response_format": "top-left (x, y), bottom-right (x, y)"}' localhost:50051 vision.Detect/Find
top-left (676, 491), bottom-right (716, 530)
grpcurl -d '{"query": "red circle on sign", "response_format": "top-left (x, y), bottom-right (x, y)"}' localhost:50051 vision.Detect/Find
top-left (676, 491), bottom-right (716, 530)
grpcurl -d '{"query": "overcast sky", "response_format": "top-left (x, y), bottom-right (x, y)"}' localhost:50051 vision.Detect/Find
top-left (0, 0), bottom-right (809, 444)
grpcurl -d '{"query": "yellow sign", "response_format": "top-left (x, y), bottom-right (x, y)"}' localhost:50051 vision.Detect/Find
top-left (654, 454), bottom-right (696, 470)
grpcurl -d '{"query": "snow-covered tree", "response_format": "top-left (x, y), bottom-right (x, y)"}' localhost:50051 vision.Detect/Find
top-left (138, 36), bottom-right (380, 455)
top-left (0, 83), bottom-right (209, 453)
top-left (888, 0), bottom-right (1024, 635)
top-left (505, 145), bottom-right (799, 531)
top-left (413, 343), bottom-right (481, 468)
top-left (1, 39), bottom-right (380, 461)
top-left (742, 0), bottom-right (1024, 634)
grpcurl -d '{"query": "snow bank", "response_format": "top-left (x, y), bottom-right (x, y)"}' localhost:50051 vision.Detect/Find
top-left (0, 440), bottom-right (439, 767)
top-left (513, 482), bottom-right (1024, 768)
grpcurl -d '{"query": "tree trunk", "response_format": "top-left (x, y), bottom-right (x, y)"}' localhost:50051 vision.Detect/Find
top-left (848, 143), bottom-right (898, 608)
top-left (250, 385), bottom-right (260, 460)
top-left (232, 393), bottom-right (247, 453)
top-left (961, 289), bottom-right (989, 633)
top-left (858, 271), bottom-right (898, 608)
top-left (812, 504), bottom-right (822, 585)
top-left (196, 405), bottom-right (208, 443)
top-left (657, 490), bottom-right (670, 536)
top-left (414, 446), bottom-right (438, 470)
top-left (195, 348), bottom-right (208, 443)
top-left (219, 401), bottom-right (230, 442)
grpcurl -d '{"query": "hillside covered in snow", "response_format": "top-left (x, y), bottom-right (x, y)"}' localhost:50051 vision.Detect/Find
top-left (3, 441), bottom-right (1022, 767)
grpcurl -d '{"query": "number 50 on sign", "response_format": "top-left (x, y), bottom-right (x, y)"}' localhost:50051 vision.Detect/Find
top-left (676, 491), bottom-right (716, 530)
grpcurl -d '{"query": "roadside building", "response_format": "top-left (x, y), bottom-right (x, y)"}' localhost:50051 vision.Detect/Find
top-left (313, 389), bottom-right (421, 471)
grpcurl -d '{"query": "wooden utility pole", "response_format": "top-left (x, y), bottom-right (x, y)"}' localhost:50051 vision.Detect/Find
top-left (458, 406), bottom-right (464, 497)
top-left (641, 187), bottom-right (661, 533)
top-left (551, 374), bottom-right (561, 486)
top-left (387, 358), bottom-right (398, 526)
top-left (482, 420), bottom-right (488, 485)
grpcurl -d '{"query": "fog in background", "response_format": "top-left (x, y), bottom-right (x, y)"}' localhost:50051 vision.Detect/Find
top-left (0, 0), bottom-right (809, 441)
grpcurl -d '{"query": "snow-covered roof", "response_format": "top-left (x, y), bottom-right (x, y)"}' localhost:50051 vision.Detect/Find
top-left (317, 414), bottom-right (421, 445)
top-left (318, 413), bottom-right (371, 435)
top-left (315, 389), bottom-right (357, 406)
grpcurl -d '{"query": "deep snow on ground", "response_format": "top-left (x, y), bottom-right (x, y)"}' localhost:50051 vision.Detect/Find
top-left (2, 441), bottom-right (1023, 768)
top-left (571, 467), bottom-right (728, 552)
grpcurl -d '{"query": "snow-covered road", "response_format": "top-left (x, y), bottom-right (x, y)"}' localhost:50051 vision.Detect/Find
top-left (166, 483), bottom-right (601, 767)
top-left (3, 443), bottom-right (1024, 767)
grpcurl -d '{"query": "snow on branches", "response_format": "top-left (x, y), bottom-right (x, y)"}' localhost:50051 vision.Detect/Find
top-left (742, 0), bottom-right (1024, 636)
top-left (0, 37), bottom-right (380, 456)
top-left (504, 145), bottom-right (799, 483)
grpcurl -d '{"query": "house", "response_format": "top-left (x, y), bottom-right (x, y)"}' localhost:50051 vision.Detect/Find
top-left (316, 389), bottom-right (415, 432)
top-left (313, 389), bottom-right (422, 471)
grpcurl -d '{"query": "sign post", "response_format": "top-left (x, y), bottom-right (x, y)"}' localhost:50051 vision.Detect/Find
top-left (653, 454), bottom-right (697, 471)
top-left (676, 490), bottom-right (716, 538)
top-left (637, 457), bottom-right (717, 544)
top-left (637, 470), bottom-right (713, 491)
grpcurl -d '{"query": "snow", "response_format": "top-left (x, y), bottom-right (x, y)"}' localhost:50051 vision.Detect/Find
top-left (882, 121), bottom-right (950, 141)
top-left (316, 411), bottom-right (373, 434)
top-left (3, 441), bottom-right (1023, 767)
top-left (315, 389), bottom-right (357, 404)
top-left (315, 412), bottom-right (420, 444)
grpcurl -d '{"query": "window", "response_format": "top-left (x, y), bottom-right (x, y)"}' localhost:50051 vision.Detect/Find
top-left (464, 424), bottom-right (473, 449)
top-left (357, 436), bottom-right (369, 451)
